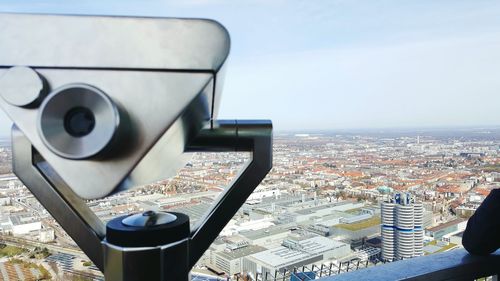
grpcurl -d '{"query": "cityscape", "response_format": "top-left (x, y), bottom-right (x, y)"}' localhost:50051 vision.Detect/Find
top-left (0, 127), bottom-right (498, 280)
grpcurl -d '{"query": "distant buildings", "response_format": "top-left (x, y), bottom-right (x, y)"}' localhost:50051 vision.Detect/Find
top-left (277, 201), bottom-right (364, 224)
top-left (381, 193), bottom-right (423, 261)
top-left (0, 130), bottom-right (497, 278)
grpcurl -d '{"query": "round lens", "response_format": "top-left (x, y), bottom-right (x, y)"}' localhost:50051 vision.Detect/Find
top-left (63, 107), bottom-right (96, 137)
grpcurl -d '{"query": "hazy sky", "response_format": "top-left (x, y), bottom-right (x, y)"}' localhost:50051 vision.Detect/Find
top-left (0, 0), bottom-right (499, 133)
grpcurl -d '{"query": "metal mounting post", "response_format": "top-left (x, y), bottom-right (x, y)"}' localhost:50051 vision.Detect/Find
top-left (188, 120), bottom-right (273, 267)
top-left (12, 125), bottom-right (105, 270)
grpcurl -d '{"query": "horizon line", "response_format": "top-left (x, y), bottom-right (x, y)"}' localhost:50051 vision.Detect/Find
top-left (0, 124), bottom-right (498, 139)
top-left (275, 124), bottom-right (500, 133)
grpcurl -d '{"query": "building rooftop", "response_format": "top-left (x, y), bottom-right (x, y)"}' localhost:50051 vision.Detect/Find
top-left (335, 216), bottom-right (381, 231)
top-left (294, 201), bottom-right (359, 215)
top-left (169, 202), bottom-right (212, 223)
top-left (239, 223), bottom-right (295, 241)
top-left (10, 215), bottom-right (39, 226)
top-left (427, 218), bottom-right (466, 232)
top-left (216, 245), bottom-right (267, 260)
top-left (247, 236), bottom-right (348, 268)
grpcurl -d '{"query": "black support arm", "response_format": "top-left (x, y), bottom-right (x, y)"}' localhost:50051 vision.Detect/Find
top-left (187, 120), bottom-right (273, 267)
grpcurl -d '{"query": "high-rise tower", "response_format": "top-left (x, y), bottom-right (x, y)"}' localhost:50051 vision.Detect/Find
top-left (381, 193), bottom-right (423, 261)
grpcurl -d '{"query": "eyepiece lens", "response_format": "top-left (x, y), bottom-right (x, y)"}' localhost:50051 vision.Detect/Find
top-left (64, 107), bottom-right (95, 137)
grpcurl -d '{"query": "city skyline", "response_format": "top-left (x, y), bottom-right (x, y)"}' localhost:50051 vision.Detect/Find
top-left (0, 128), bottom-right (497, 279)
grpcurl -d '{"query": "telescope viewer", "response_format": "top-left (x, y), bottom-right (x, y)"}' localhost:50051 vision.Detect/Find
top-left (0, 13), bottom-right (273, 281)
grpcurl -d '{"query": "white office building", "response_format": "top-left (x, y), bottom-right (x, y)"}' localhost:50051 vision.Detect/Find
top-left (39, 227), bottom-right (55, 243)
top-left (243, 234), bottom-right (351, 277)
top-left (381, 193), bottom-right (423, 261)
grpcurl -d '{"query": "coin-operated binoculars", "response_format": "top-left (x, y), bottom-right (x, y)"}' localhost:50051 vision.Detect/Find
top-left (0, 13), bottom-right (272, 281)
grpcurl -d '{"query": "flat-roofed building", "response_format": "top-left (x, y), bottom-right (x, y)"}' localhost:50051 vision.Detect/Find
top-left (0, 215), bottom-right (12, 234)
top-left (290, 202), bottom-right (364, 223)
top-left (239, 223), bottom-right (295, 246)
top-left (446, 231), bottom-right (464, 245)
top-left (209, 244), bottom-right (266, 276)
top-left (39, 227), bottom-right (55, 243)
top-left (0, 196), bottom-right (10, 206)
top-left (331, 215), bottom-right (381, 241)
top-left (10, 215), bottom-right (41, 235)
top-left (243, 235), bottom-right (350, 277)
top-left (425, 218), bottom-right (467, 240)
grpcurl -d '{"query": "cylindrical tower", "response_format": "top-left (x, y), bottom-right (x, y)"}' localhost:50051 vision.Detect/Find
top-left (382, 226), bottom-right (396, 261)
top-left (413, 203), bottom-right (423, 227)
top-left (381, 193), bottom-right (423, 261)
top-left (413, 229), bottom-right (424, 256)
top-left (382, 202), bottom-right (396, 226)
top-left (413, 203), bottom-right (424, 256)
top-left (396, 204), bottom-right (414, 260)
top-left (381, 202), bottom-right (396, 261)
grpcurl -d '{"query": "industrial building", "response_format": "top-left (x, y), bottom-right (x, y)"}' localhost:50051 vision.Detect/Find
top-left (239, 223), bottom-right (296, 246)
top-left (425, 218), bottom-right (467, 240)
top-left (7, 214), bottom-right (42, 236)
top-left (210, 244), bottom-right (266, 276)
top-left (276, 201), bottom-right (364, 224)
top-left (330, 214), bottom-right (381, 242)
top-left (242, 234), bottom-right (351, 277)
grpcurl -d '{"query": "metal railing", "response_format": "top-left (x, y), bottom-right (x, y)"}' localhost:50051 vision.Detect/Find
top-left (234, 259), bottom-right (373, 281)
top-left (229, 249), bottom-right (500, 281)
top-left (320, 249), bottom-right (500, 281)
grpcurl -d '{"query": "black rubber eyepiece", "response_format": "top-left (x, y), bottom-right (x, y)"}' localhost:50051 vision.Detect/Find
top-left (64, 107), bottom-right (95, 137)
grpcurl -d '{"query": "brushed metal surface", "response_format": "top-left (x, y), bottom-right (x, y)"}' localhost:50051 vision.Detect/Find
top-left (0, 13), bottom-right (230, 199)
top-left (0, 13), bottom-right (230, 71)
top-left (0, 69), bottom-right (214, 198)
top-left (38, 83), bottom-right (120, 159)
top-left (0, 66), bottom-right (47, 107)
